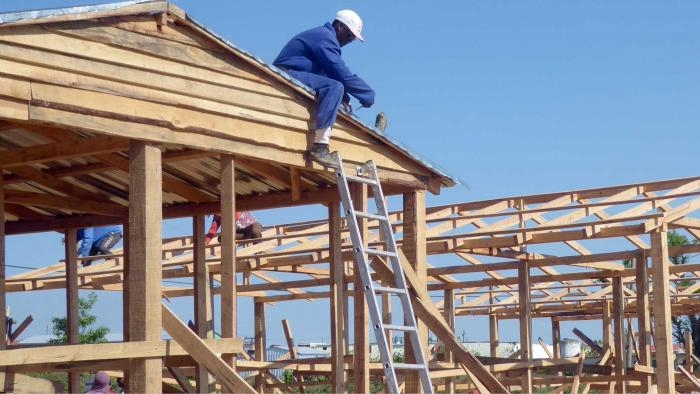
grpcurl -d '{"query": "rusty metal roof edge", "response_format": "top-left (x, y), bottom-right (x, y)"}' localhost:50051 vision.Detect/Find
top-left (0, 0), bottom-right (157, 25)
top-left (0, 0), bottom-right (461, 188)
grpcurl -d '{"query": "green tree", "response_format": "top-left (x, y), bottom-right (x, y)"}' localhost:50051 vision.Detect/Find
top-left (49, 292), bottom-right (109, 344)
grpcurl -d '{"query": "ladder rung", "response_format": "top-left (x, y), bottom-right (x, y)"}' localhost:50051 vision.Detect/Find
top-left (382, 324), bottom-right (416, 332)
top-left (345, 174), bottom-right (378, 186)
top-left (365, 249), bottom-right (397, 258)
top-left (393, 363), bottom-right (427, 370)
top-left (354, 211), bottom-right (388, 221)
top-left (373, 286), bottom-right (406, 295)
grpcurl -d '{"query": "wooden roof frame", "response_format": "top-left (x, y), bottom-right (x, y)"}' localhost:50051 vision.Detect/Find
top-left (0, 0), bottom-right (456, 233)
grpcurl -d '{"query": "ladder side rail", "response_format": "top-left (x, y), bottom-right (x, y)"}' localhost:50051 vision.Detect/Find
top-left (335, 165), bottom-right (402, 394)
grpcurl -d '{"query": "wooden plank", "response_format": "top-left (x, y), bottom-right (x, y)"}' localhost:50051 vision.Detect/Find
top-left (0, 95), bottom-right (29, 121)
top-left (0, 338), bottom-right (242, 366)
top-left (4, 191), bottom-right (126, 216)
top-left (127, 141), bottom-right (163, 393)
top-left (28, 105), bottom-right (428, 187)
top-left (0, 372), bottom-right (60, 393)
top-left (167, 367), bottom-right (195, 394)
top-left (161, 304), bottom-right (256, 394)
top-left (7, 315), bottom-right (33, 343)
top-left (570, 352), bottom-right (586, 394)
top-left (372, 253), bottom-right (508, 393)
top-left (650, 229), bottom-right (675, 393)
top-left (0, 2), bottom-right (169, 27)
top-left (572, 328), bottom-right (605, 356)
top-left (48, 20), bottom-right (268, 86)
top-left (282, 319), bottom-right (305, 393)
top-left (0, 135), bottom-right (129, 168)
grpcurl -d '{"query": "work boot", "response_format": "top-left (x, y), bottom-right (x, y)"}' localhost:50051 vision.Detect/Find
top-left (375, 112), bottom-right (388, 132)
top-left (309, 143), bottom-right (338, 168)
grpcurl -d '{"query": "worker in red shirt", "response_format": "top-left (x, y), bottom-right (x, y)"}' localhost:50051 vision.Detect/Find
top-left (205, 212), bottom-right (263, 245)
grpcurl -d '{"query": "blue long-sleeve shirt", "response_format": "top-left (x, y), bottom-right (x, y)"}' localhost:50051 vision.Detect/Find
top-left (77, 226), bottom-right (121, 257)
top-left (274, 22), bottom-right (375, 107)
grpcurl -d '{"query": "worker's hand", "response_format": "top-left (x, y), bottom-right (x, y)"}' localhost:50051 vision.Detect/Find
top-left (341, 94), bottom-right (353, 115)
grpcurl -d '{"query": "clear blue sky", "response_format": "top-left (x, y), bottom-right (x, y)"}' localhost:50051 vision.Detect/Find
top-left (2, 1), bottom-right (699, 346)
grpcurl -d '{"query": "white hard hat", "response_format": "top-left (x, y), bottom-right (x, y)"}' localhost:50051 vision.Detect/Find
top-left (335, 9), bottom-right (364, 42)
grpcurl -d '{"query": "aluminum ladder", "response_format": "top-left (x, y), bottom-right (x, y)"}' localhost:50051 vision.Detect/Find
top-left (332, 152), bottom-right (433, 394)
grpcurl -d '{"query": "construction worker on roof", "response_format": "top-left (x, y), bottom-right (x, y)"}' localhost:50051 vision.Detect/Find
top-left (274, 9), bottom-right (375, 168)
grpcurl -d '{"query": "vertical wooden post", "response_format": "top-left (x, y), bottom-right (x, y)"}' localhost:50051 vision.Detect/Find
top-left (351, 183), bottom-right (369, 393)
top-left (651, 228), bottom-right (675, 393)
top-left (489, 314), bottom-right (499, 358)
top-left (121, 221), bottom-right (129, 388)
top-left (602, 300), bottom-right (613, 351)
top-left (552, 318), bottom-right (561, 359)
top-left (220, 155), bottom-right (237, 367)
top-left (0, 175), bottom-right (6, 350)
top-left (635, 251), bottom-right (652, 392)
top-left (254, 300), bottom-right (266, 393)
top-left (444, 289), bottom-right (456, 394)
top-left (686, 330), bottom-right (694, 373)
top-left (612, 276), bottom-right (626, 394)
top-left (329, 203), bottom-right (347, 393)
top-left (194, 214), bottom-right (213, 393)
top-left (403, 190), bottom-right (428, 394)
top-left (518, 259), bottom-right (532, 393)
top-left (65, 228), bottom-right (80, 394)
top-left (127, 141), bottom-right (162, 393)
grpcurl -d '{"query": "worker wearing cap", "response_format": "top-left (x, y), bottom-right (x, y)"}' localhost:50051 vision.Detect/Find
top-left (274, 10), bottom-right (375, 167)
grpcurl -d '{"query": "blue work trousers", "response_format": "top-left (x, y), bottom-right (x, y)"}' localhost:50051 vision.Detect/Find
top-left (286, 70), bottom-right (344, 130)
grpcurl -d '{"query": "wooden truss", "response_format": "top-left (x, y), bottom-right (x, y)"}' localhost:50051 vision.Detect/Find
top-left (4, 176), bottom-right (700, 393)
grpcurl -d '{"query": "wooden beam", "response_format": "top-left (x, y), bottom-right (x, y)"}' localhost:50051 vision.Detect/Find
top-left (254, 302), bottom-right (267, 393)
top-left (403, 190), bottom-right (428, 393)
top-left (0, 135), bottom-right (129, 168)
top-left (612, 276), bottom-right (626, 393)
top-left (372, 254), bottom-right (508, 393)
top-left (351, 182), bottom-right (370, 394)
top-left (635, 251), bottom-right (652, 393)
top-left (4, 191), bottom-right (126, 216)
top-left (650, 229), bottom-right (675, 393)
top-left (167, 367), bottom-right (196, 394)
top-left (572, 328), bottom-right (604, 356)
top-left (161, 305), bottom-right (256, 394)
top-left (0, 338), bottom-right (242, 366)
top-left (0, 372), bottom-right (60, 393)
top-left (220, 155), bottom-right (237, 367)
top-left (65, 228), bottom-right (80, 394)
top-left (282, 319), bottom-right (304, 393)
top-left (518, 259), bottom-right (533, 393)
top-left (7, 315), bottom-right (33, 343)
top-left (329, 202), bottom-right (347, 394)
top-left (127, 141), bottom-right (163, 393)
top-left (0, 174), bottom-right (5, 350)
top-left (193, 214), bottom-right (214, 393)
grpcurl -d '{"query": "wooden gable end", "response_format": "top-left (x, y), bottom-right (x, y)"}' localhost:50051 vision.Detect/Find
top-left (0, 8), bottom-right (443, 189)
